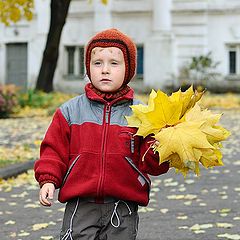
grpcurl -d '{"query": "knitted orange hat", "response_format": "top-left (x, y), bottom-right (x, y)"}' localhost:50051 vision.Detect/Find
top-left (85, 28), bottom-right (137, 85)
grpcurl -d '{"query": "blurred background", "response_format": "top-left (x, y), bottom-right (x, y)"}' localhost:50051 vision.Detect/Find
top-left (1, 0), bottom-right (240, 94)
top-left (1, 1), bottom-right (240, 240)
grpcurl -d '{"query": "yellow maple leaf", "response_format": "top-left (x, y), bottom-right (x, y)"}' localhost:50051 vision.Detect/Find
top-left (146, 90), bottom-right (182, 128)
top-left (154, 121), bottom-right (213, 175)
top-left (128, 110), bottom-right (158, 137)
top-left (126, 86), bottom-right (230, 176)
top-left (186, 104), bottom-right (221, 124)
top-left (170, 85), bottom-right (204, 118)
top-left (199, 148), bottom-right (223, 168)
top-left (126, 90), bottom-right (158, 136)
top-left (186, 104), bottom-right (230, 144)
top-left (127, 89), bottom-right (182, 137)
top-left (167, 153), bottom-right (192, 177)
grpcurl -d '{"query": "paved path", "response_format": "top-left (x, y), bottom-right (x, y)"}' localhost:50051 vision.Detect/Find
top-left (0, 110), bottom-right (240, 240)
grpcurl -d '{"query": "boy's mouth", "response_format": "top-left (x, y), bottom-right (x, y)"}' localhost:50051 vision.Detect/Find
top-left (101, 78), bottom-right (111, 82)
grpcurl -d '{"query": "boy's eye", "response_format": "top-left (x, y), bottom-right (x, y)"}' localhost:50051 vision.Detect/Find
top-left (93, 61), bottom-right (101, 65)
top-left (111, 61), bottom-right (118, 65)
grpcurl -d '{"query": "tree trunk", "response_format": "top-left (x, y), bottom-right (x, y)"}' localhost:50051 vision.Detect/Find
top-left (35, 0), bottom-right (71, 92)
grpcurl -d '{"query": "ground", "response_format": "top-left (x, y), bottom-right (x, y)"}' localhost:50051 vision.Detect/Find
top-left (0, 109), bottom-right (240, 240)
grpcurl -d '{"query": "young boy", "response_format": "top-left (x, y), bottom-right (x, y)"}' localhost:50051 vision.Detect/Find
top-left (34, 28), bottom-right (169, 240)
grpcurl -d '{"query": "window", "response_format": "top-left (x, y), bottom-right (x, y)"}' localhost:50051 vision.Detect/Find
top-left (229, 50), bottom-right (236, 74)
top-left (65, 46), bottom-right (85, 78)
top-left (136, 45), bottom-right (144, 79)
top-left (66, 46), bottom-right (75, 75)
top-left (228, 45), bottom-right (240, 75)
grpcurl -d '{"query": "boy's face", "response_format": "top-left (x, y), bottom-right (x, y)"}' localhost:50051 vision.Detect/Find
top-left (90, 47), bottom-right (126, 92)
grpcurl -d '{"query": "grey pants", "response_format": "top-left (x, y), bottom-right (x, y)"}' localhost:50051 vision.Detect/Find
top-left (60, 198), bottom-right (139, 240)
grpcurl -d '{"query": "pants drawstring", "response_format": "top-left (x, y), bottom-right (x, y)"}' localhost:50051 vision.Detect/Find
top-left (110, 200), bottom-right (132, 228)
top-left (61, 198), bottom-right (80, 240)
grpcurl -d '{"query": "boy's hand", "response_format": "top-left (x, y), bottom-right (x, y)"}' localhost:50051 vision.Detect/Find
top-left (39, 183), bottom-right (55, 207)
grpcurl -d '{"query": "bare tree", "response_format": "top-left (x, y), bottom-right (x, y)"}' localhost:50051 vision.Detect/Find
top-left (35, 0), bottom-right (71, 92)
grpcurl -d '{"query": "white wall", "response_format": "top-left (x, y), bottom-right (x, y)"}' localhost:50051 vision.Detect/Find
top-left (172, 0), bottom-right (240, 81)
top-left (1, 0), bottom-right (240, 91)
top-left (0, 0), bottom-right (50, 88)
top-left (207, 12), bottom-right (240, 76)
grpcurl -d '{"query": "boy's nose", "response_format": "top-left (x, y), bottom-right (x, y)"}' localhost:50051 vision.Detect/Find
top-left (102, 63), bottom-right (110, 74)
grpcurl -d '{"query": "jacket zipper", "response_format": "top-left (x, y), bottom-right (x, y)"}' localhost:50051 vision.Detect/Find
top-left (121, 131), bottom-right (135, 153)
top-left (97, 103), bottom-right (111, 200)
top-left (125, 156), bottom-right (151, 191)
top-left (61, 155), bottom-right (80, 187)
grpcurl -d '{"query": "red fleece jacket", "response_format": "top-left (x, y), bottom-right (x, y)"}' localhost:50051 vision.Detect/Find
top-left (34, 84), bottom-right (169, 206)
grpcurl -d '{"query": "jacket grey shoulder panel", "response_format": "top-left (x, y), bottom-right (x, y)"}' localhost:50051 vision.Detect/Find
top-left (110, 99), bottom-right (143, 126)
top-left (59, 95), bottom-right (143, 127)
top-left (59, 94), bottom-right (104, 125)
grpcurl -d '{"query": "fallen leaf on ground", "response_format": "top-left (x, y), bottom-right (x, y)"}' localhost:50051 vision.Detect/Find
top-left (190, 223), bottom-right (214, 231)
top-left (160, 208), bottom-right (169, 214)
top-left (217, 233), bottom-right (240, 240)
top-left (32, 223), bottom-right (49, 231)
top-left (216, 222), bottom-right (233, 228)
top-left (18, 231), bottom-right (30, 237)
top-left (4, 220), bottom-right (15, 225)
top-left (24, 203), bottom-right (40, 208)
top-left (40, 236), bottom-right (54, 240)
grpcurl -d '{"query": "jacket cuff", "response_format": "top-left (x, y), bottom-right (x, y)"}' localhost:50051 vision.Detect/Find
top-left (38, 174), bottom-right (59, 188)
top-left (39, 180), bottom-right (57, 188)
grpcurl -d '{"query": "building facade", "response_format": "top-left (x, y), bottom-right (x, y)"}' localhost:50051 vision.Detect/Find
top-left (0, 0), bottom-right (240, 92)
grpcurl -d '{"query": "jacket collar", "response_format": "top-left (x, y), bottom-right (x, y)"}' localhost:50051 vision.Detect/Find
top-left (85, 83), bottom-right (134, 105)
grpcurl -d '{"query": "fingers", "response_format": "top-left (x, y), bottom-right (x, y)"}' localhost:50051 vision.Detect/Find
top-left (39, 183), bottom-right (55, 207)
top-left (39, 190), bottom-right (51, 206)
top-left (48, 187), bottom-right (54, 201)
top-left (154, 140), bottom-right (160, 147)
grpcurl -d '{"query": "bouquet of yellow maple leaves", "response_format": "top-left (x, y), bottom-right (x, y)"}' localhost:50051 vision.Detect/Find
top-left (126, 86), bottom-right (230, 177)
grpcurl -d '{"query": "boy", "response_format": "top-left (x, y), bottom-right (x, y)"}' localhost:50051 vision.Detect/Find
top-left (34, 28), bottom-right (169, 240)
